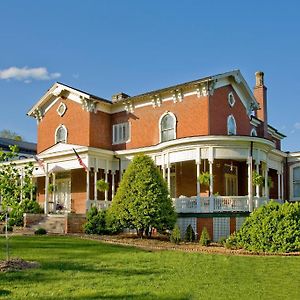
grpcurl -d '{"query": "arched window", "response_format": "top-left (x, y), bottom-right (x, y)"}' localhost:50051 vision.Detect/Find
top-left (250, 128), bottom-right (257, 137)
top-left (227, 115), bottom-right (236, 135)
top-left (55, 125), bottom-right (67, 143)
top-left (293, 166), bottom-right (300, 198)
top-left (160, 112), bottom-right (176, 142)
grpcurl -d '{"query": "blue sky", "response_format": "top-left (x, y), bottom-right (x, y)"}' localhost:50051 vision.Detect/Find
top-left (0, 0), bottom-right (300, 151)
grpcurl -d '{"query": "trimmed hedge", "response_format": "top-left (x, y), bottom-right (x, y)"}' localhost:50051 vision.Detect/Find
top-left (226, 201), bottom-right (300, 253)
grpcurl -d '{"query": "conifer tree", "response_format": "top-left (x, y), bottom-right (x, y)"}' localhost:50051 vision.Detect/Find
top-left (108, 154), bottom-right (176, 237)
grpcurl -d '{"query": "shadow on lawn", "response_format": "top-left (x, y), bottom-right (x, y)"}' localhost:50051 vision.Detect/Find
top-left (41, 260), bottom-right (160, 276)
top-left (36, 293), bottom-right (191, 300)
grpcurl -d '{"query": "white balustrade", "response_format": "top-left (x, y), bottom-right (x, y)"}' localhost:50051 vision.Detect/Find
top-left (174, 195), bottom-right (266, 213)
top-left (88, 200), bottom-right (111, 210)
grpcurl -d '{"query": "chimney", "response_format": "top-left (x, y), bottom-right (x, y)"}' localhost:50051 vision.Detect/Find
top-left (112, 92), bottom-right (130, 103)
top-left (254, 71), bottom-right (268, 138)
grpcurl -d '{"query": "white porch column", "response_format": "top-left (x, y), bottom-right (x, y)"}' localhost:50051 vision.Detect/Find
top-left (264, 166), bottom-right (269, 199)
top-left (44, 168), bottom-right (49, 215)
top-left (20, 168), bottom-right (24, 202)
top-left (86, 168), bottom-right (90, 211)
top-left (247, 157), bottom-right (253, 212)
top-left (167, 165), bottom-right (171, 191)
top-left (255, 162), bottom-right (260, 198)
top-left (281, 168), bottom-right (284, 200)
top-left (104, 170), bottom-right (108, 202)
top-left (196, 147), bottom-right (201, 212)
top-left (209, 160), bottom-right (214, 211)
top-left (94, 168), bottom-right (98, 202)
top-left (277, 171), bottom-right (281, 200)
top-left (162, 165), bottom-right (166, 180)
top-left (52, 173), bottom-right (56, 213)
top-left (112, 172), bottom-right (115, 200)
top-left (196, 162), bottom-right (201, 212)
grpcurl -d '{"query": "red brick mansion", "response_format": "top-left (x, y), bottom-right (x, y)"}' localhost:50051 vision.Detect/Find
top-left (16, 70), bottom-right (300, 240)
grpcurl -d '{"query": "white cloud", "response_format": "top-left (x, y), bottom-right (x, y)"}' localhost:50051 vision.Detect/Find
top-left (294, 122), bottom-right (300, 130)
top-left (0, 66), bottom-right (61, 81)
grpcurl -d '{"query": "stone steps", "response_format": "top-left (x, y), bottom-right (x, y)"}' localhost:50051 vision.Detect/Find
top-left (28, 215), bottom-right (66, 234)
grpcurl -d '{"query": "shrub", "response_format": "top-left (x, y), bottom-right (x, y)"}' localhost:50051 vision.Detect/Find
top-left (9, 199), bottom-right (43, 227)
top-left (108, 154), bottom-right (176, 237)
top-left (184, 224), bottom-right (195, 242)
top-left (170, 224), bottom-right (181, 244)
top-left (199, 227), bottom-right (210, 246)
top-left (225, 201), bottom-right (300, 253)
top-left (34, 228), bottom-right (47, 235)
top-left (84, 207), bottom-right (109, 235)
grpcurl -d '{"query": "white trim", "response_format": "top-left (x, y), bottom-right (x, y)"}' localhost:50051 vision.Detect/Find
top-left (55, 124), bottom-right (68, 144)
top-left (250, 128), bottom-right (258, 137)
top-left (57, 102), bottom-right (67, 117)
top-left (159, 111), bottom-right (177, 143)
top-left (227, 115), bottom-right (237, 135)
top-left (112, 122), bottom-right (131, 145)
top-left (290, 163), bottom-right (300, 201)
top-left (228, 92), bottom-right (235, 107)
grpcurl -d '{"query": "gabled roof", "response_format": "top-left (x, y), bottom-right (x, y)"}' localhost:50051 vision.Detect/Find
top-left (27, 82), bottom-right (111, 117)
top-left (112, 70), bottom-right (259, 110)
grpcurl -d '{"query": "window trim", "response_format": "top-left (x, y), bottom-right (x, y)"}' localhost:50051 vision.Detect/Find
top-left (250, 128), bottom-right (257, 137)
top-left (290, 164), bottom-right (300, 201)
top-left (228, 92), bottom-right (235, 107)
top-left (159, 112), bottom-right (177, 143)
top-left (55, 124), bottom-right (68, 144)
top-left (112, 122), bottom-right (131, 145)
top-left (227, 115), bottom-right (237, 135)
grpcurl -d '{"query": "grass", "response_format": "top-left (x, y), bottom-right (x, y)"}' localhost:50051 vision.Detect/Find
top-left (0, 236), bottom-right (300, 300)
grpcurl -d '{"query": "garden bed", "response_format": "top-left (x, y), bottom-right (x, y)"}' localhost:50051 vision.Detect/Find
top-left (77, 233), bottom-right (300, 256)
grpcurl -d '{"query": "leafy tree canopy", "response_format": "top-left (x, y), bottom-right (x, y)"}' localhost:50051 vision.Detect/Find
top-left (108, 154), bottom-right (176, 237)
top-left (0, 129), bottom-right (23, 141)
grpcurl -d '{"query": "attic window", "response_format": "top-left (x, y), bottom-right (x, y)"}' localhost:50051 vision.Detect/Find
top-left (228, 92), bottom-right (235, 107)
top-left (57, 102), bottom-right (67, 117)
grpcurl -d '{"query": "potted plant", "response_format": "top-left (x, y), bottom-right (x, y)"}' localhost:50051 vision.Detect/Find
top-left (96, 179), bottom-right (109, 192)
top-left (198, 171), bottom-right (213, 196)
top-left (252, 171), bottom-right (264, 186)
top-left (47, 183), bottom-right (56, 193)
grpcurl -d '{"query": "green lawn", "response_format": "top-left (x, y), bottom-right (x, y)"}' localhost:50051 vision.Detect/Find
top-left (0, 236), bottom-right (299, 300)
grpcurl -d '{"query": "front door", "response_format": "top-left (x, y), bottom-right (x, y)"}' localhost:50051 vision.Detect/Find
top-left (55, 178), bottom-right (71, 212)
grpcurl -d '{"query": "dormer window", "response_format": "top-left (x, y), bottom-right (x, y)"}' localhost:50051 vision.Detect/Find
top-left (250, 128), bottom-right (257, 137)
top-left (160, 112), bottom-right (176, 142)
top-left (55, 125), bottom-right (67, 143)
top-left (228, 92), bottom-right (235, 107)
top-left (227, 115), bottom-right (236, 135)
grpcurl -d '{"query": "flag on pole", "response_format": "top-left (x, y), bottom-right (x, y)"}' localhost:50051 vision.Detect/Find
top-left (33, 155), bottom-right (46, 173)
top-left (73, 148), bottom-right (88, 172)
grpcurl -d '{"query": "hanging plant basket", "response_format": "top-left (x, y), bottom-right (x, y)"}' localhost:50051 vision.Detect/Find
top-left (198, 171), bottom-right (211, 187)
top-left (96, 179), bottom-right (109, 192)
top-left (252, 171), bottom-right (264, 186)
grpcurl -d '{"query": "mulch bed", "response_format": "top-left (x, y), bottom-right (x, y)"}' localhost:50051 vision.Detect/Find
top-left (76, 234), bottom-right (300, 257)
top-left (0, 258), bottom-right (39, 272)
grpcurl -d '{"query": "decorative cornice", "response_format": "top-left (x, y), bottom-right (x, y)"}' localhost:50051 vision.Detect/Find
top-left (34, 108), bottom-right (43, 122)
top-left (81, 97), bottom-right (97, 113)
top-left (123, 100), bottom-right (135, 113)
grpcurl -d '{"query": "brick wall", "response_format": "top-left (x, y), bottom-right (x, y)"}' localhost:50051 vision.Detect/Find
top-left (209, 85), bottom-right (252, 136)
top-left (197, 218), bottom-right (213, 241)
top-left (71, 169), bottom-right (86, 213)
top-left (23, 213), bottom-right (45, 227)
top-left (65, 213), bottom-right (86, 233)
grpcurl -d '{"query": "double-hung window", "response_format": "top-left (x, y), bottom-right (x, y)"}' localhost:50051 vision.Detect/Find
top-left (113, 122), bottom-right (130, 144)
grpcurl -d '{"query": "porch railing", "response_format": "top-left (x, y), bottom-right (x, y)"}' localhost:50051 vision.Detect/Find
top-left (88, 200), bottom-right (112, 210)
top-left (174, 196), bottom-right (265, 213)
